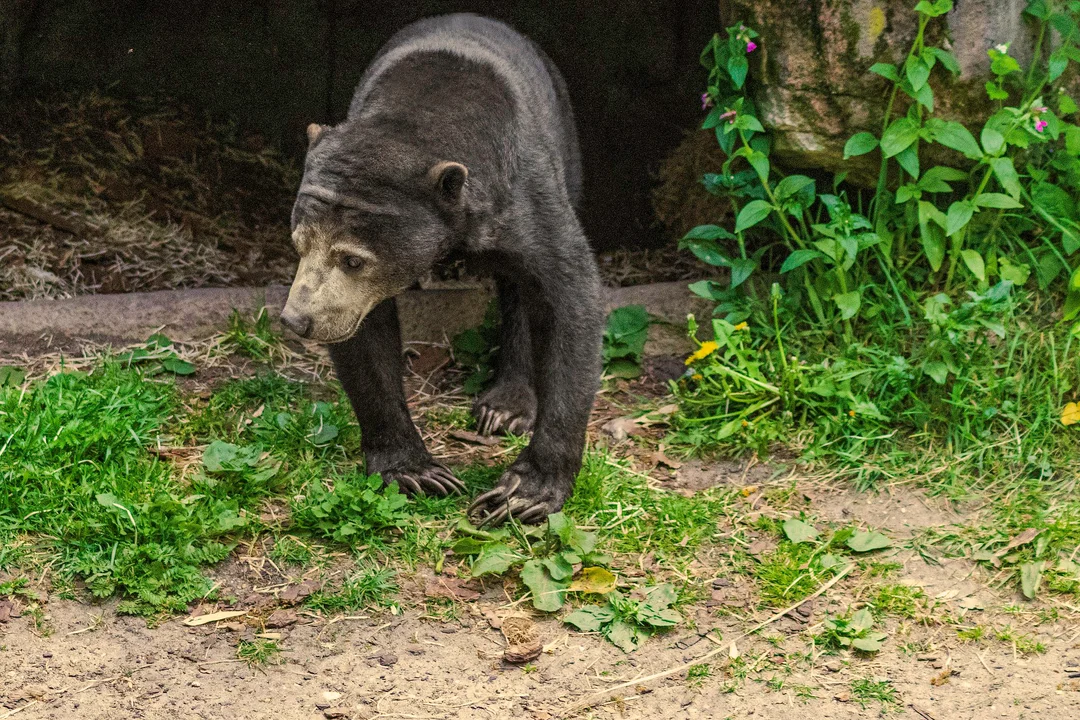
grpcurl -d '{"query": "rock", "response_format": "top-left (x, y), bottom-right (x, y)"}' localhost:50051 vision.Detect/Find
top-left (404, 644), bottom-right (426, 656)
top-left (323, 709), bottom-right (350, 719)
top-left (724, 0), bottom-right (1047, 179)
top-left (265, 609), bottom-right (298, 629)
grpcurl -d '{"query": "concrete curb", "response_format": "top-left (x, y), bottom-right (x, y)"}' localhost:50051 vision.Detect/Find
top-left (0, 281), bottom-right (710, 355)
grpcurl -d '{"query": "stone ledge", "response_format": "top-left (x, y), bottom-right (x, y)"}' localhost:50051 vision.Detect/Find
top-left (0, 281), bottom-right (711, 356)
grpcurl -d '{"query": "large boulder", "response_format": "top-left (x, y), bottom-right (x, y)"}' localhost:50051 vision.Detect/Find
top-left (722, 0), bottom-right (1040, 176)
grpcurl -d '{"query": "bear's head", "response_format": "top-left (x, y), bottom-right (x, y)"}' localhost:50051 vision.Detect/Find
top-left (280, 122), bottom-right (469, 344)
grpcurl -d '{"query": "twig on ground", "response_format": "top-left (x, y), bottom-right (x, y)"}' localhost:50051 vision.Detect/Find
top-left (557, 564), bottom-right (855, 717)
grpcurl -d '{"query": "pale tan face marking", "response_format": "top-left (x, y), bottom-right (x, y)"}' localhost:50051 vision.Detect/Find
top-left (283, 222), bottom-right (385, 344)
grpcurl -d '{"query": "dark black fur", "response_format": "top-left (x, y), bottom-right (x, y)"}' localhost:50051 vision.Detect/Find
top-left (288, 13), bottom-right (603, 525)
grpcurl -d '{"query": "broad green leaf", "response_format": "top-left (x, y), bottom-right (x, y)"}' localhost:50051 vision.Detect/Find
top-left (0, 366), bottom-right (27, 387)
top-left (774, 175), bottom-right (815, 201)
top-left (783, 518), bottom-right (820, 544)
top-left (833, 291), bottom-right (861, 320)
top-left (568, 567), bottom-right (617, 594)
top-left (780, 249), bottom-right (824, 273)
top-left (521, 559), bottom-right (566, 612)
top-left (918, 165), bottom-right (968, 193)
top-left (1020, 561), bottom-right (1044, 599)
top-left (945, 200), bottom-right (975, 236)
top-left (870, 63), bottom-right (900, 81)
top-left (844, 132), bottom-right (879, 158)
top-left (927, 47), bottom-right (960, 74)
top-left (747, 150), bottom-right (770, 179)
top-left (1067, 125), bottom-right (1080, 155)
top-left (961, 249), bottom-right (986, 282)
top-left (309, 423), bottom-right (339, 445)
top-left (727, 54), bottom-right (749, 89)
top-left (1060, 93), bottom-right (1078, 115)
top-left (974, 192), bottom-right (1022, 209)
top-left (642, 583), bottom-right (679, 609)
top-left (990, 157), bottom-right (1022, 199)
top-left (1049, 49), bottom-right (1068, 83)
top-left (986, 81), bottom-right (1009, 101)
top-left (847, 530), bottom-right (892, 552)
top-left (735, 200), bottom-right (773, 232)
top-left (450, 537), bottom-right (486, 556)
top-left (924, 360), bottom-right (949, 384)
top-left (563, 606), bottom-right (614, 633)
top-left (682, 224), bottom-right (735, 242)
top-left (998, 257), bottom-right (1030, 286)
top-left (470, 543), bottom-right (521, 576)
top-left (850, 608), bottom-right (874, 632)
top-left (895, 145), bottom-right (920, 178)
top-left (604, 359), bottom-right (642, 379)
top-left (542, 554), bottom-right (575, 582)
top-left (927, 119), bottom-right (983, 159)
top-left (881, 118), bottom-right (919, 157)
top-left (145, 333), bottom-right (173, 348)
top-left (906, 56), bottom-right (931, 91)
top-left (852, 636), bottom-right (886, 653)
top-left (95, 492), bottom-right (121, 509)
top-left (981, 126), bottom-right (1005, 156)
top-left (730, 257), bottom-right (756, 289)
top-left (918, 201), bottom-right (946, 271)
top-left (604, 619), bottom-right (644, 652)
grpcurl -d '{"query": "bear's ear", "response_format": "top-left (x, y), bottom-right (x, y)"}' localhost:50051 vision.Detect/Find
top-left (429, 161), bottom-right (468, 204)
top-left (306, 123), bottom-right (325, 146)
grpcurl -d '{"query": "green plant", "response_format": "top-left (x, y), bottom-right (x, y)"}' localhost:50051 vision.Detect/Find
top-left (222, 307), bottom-right (281, 361)
top-left (305, 566), bottom-right (398, 613)
top-left (117, 334), bottom-right (195, 375)
top-left (454, 512), bottom-right (613, 612)
top-left (850, 677), bottom-right (901, 712)
top-left (236, 638), bottom-right (282, 667)
top-left (563, 583), bottom-right (683, 652)
top-left (451, 300), bottom-right (500, 394)
top-left (816, 608), bottom-right (889, 653)
top-left (602, 305), bottom-right (651, 378)
top-left (291, 472), bottom-right (410, 546)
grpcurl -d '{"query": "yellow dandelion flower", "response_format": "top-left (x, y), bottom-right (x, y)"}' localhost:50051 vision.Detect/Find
top-left (691, 373), bottom-right (703, 381)
top-left (734, 322), bottom-right (749, 331)
top-left (1062, 402), bottom-right (1080, 426)
top-left (848, 410), bottom-right (856, 417)
top-left (685, 341), bottom-right (719, 365)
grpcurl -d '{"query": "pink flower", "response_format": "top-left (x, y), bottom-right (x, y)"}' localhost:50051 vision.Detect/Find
top-left (1035, 119), bottom-right (1048, 132)
top-left (719, 109), bottom-right (738, 124)
top-left (746, 40), bottom-right (758, 53)
top-left (701, 92), bottom-right (712, 110)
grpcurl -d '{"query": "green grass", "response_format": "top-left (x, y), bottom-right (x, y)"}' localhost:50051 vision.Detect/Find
top-left (305, 566), bottom-right (398, 614)
top-left (236, 638), bottom-right (282, 667)
top-left (850, 678), bottom-right (901, 712)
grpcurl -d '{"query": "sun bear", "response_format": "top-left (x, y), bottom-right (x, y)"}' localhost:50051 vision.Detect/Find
top-left (280, 13), bottom-right (602, 526)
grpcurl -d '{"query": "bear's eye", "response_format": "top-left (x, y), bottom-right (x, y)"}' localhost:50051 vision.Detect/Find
top-left (343, 255), bottom-right (365, 271)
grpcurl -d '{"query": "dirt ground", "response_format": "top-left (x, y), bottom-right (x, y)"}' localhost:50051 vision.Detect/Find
top-left (2, 477), bottom-right (1078, 720)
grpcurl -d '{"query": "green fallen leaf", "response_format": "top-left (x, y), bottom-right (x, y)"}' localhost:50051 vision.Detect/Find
top-left (847, 531), bottom-right (892, 553)
top-left (783, 518), bottom-right (820, 544)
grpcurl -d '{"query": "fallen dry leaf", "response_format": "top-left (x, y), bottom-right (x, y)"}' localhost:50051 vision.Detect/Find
top-left (265, 609), bottom-right (298, 628)
top-left (424, 576), bottom-right (481, 602)
top-left (600, 416), bottom-right (647, 442)
top-left (996, 528), bottom-right (1039, 556)
top-left (182, 610), bottom-right (248, 627)
top-left (448, 429), bottom-right (501, 447)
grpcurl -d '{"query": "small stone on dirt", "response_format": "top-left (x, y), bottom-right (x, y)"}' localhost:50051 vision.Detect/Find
top-left (0, 599), bottom-right (13, 623)
top-left (376, 653), bottom-right (398, 667)
top-left (265, 609), bottom-right (298, 628)
top-left (501, 616), bottom-right (542, 664)
top-left (323, 709), bottom-right (350, 719)
top-left (405, 644), bottom-right (425, 656)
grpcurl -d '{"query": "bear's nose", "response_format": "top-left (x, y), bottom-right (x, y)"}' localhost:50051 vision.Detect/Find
top-left (280, 308), bottom-right (313, 338)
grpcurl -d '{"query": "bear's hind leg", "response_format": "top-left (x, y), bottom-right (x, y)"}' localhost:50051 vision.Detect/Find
top-left (473, 276), bottom-right (537, 436)
top-left (330, 298), bottom-right (464, 497)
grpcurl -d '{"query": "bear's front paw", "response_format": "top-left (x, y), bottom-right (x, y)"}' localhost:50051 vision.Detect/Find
top-left (381, 462), bottom-right (464, 498)
top-left (467, 465), bottom-right (569, 527)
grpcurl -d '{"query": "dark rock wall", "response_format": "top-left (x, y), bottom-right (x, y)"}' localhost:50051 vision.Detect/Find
top-left (0, 0), bottom-right (720, 250)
